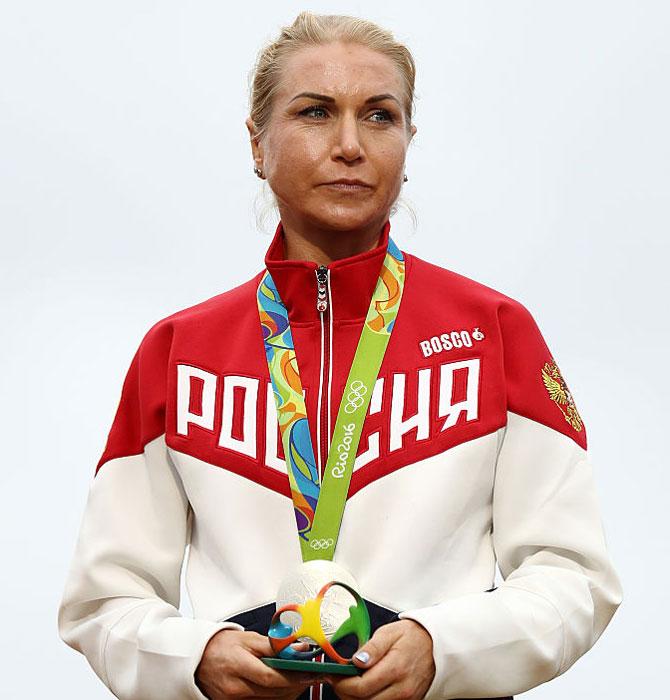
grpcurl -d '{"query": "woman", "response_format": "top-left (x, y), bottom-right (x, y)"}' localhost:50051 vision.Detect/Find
top-left (57, 11), bottom-right (623, 700)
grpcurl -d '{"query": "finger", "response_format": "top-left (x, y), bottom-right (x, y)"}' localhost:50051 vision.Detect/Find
top-left (351, 624), bottom-right (402, 670)
top-left (239, 652), bottom-right (326, 691)
top-left (242, 631), bottom-right (276, 657)
top-left (218, 675), bottom-right (298, 698)
top-left (328, 675), bottom-right (396, 700)
top-left (364, 678), bottom-right (415, 700)
top-left (229, 677), bottom-right (321, 699)
top-left (328, 649), bottom-right (402, 698)
top-left (232, 648), bottom-right (296, 689)
top-left (244, 633), bottom-right (314, 660)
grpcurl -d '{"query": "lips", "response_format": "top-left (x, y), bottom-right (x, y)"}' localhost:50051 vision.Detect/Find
top-left (321, 179), bottom-right (372, 188)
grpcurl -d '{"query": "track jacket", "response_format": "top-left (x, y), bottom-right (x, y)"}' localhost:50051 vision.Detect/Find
top-left (58, 219), bottom-right (623, 700)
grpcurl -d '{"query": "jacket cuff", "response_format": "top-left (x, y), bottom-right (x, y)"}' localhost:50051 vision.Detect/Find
top-left (398, 586), bottom-right (564, 700)
top-left (188, 620), bottom-right (246, 700)
top-left (397, 608), bottom-right (443, 700)
top-left (116, 616), bottom-right (245, 700)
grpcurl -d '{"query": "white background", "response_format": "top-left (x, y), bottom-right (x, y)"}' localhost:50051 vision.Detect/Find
top-left (1, 1), bottom-right (665, 697)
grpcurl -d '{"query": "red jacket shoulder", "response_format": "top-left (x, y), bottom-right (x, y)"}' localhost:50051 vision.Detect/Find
top-left (95, 272), bottom-right (264, 474)
top-left (405, 252), bottom-right (588, 449)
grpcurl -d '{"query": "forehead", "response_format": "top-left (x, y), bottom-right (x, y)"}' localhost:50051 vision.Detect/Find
top-left (276, 41), bottom-right (403, 101)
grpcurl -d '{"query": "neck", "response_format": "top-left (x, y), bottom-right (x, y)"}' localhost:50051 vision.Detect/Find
top-left (280, 215), bottom-right (387, 266)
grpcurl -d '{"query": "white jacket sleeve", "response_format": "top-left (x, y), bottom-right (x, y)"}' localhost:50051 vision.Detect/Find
top-left (57, 321), bottom-right (243, 700)
top-left (398, 299), bottom-right (623, 699)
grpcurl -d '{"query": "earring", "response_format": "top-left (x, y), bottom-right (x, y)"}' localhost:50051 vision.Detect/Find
top-left (403, 173), bottom-right (408, 182)
top-left (254, 166), bottom-right (264, 178)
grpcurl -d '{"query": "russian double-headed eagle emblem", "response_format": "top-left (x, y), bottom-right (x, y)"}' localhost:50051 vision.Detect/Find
top-left (541, 359), bottom-right (583, 432)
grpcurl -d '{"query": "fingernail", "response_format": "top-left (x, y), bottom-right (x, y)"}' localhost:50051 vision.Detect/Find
top-left (354, 651), bottom-right (370, 664)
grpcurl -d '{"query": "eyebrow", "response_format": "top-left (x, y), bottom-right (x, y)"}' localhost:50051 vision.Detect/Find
top-left (289, 91), bottom-right (401, 106)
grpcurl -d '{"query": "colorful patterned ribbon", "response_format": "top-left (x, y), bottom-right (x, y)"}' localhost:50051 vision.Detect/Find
top-left (257, 236), bottom-right (405, 561)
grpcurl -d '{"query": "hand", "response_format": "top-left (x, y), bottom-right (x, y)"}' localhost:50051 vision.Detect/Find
top-left (323, 619), bottom-right (435, 700)
top-left (195, 629), bottom-right (321, 699)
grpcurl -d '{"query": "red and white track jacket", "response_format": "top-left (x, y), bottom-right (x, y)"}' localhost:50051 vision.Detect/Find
top-left (58, 220), bottom-right (623, 700)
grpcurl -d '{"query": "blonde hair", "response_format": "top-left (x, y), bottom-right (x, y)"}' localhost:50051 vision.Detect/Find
top-left (247, 11), bottom-right (418, 234)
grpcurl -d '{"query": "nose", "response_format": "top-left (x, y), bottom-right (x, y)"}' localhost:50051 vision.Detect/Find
top-left (331, 111), bottom-right (363, 162)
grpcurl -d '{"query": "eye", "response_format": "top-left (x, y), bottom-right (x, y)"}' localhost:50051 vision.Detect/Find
top-left (299, 105), bottom-right (329, 119)
top-left (369, 109), bottom-right (394, 124)
top-left (298, 105), bottom-right (395, 124)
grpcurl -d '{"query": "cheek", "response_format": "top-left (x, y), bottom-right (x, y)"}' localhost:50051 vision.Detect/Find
top-left (270, 131), bottom-right (327, 176)
top-left (370, 147), bottom-right (406, 193)
top-left (374, 141), bottom-right (406, 170)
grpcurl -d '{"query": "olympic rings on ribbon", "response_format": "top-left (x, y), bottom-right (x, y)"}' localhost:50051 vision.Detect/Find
top-left (344, 380), bottom-right (367, 414)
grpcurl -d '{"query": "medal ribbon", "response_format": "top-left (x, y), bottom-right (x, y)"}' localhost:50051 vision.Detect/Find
top-left (257, 236), bottom-right (405, 562)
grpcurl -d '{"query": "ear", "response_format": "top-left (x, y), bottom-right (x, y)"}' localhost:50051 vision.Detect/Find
top-left (245, 116), bottom-right (264, 168)
top-left (409, 123), bottom-right (417, 142)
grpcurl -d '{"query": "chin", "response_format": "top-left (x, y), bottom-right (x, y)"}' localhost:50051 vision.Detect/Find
top-left (310, 203), bottom-right (382, 231)
top-left (312, 215), bottom-right (373, 233)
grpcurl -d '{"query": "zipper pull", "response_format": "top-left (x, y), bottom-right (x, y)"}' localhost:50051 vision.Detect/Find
top-left (315, 265), bottom-right (328, 313)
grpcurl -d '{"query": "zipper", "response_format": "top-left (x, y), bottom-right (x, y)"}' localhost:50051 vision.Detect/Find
top-left (313, 272), bottom-right (331, 689)
top-left (315, 265), bottom-right (331, 482)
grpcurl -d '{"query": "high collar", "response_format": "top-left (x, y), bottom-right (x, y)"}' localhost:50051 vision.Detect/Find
top-left (263, 219), bottom-right (392, 324)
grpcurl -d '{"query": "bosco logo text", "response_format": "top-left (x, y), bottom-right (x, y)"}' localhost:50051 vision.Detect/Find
top-left (419, 327), bottom-right (485, 358)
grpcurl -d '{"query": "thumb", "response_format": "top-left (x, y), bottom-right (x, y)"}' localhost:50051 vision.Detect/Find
top-left (352, 626), bottom-right (399, 669)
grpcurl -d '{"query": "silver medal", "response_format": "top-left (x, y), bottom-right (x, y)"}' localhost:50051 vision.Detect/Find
top-left (276, 559), bottom-right (361, 637)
